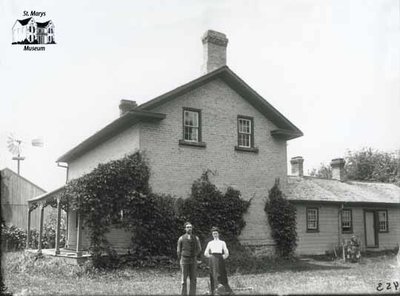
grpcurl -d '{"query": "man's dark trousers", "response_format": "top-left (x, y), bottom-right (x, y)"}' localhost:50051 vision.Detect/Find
top-left (180, 256), bottom-right (197, 296)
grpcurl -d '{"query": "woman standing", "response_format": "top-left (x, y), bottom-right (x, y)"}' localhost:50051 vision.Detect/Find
top-left (204, 227), bottom-right (233, 295)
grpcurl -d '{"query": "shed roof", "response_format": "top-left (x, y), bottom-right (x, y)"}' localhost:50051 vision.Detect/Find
top-left (286, 176), bottom-right (400, 205)
top-left (28, 184), bottom-right (65, 204)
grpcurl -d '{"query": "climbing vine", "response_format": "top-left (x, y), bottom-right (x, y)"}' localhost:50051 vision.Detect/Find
top-left (62, 154), bottom-right (251, 267)
top-left (264, 180), bottom-right (297, 258)
top-left (176, 170), bottom-right (251, 247)
top-left (63, 152), bottom-right (153, 263)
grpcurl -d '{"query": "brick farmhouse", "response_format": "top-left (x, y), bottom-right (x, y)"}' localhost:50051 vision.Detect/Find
top-left (27, 30), bottom-right (400, 257)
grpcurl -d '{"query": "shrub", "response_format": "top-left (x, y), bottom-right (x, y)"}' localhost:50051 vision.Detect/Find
top-left (265, 180), bottom-right (297, 258)
top-left (1, 223), bottom-right (26, 251)
top-left (1, 212), bottom-right (66, 251)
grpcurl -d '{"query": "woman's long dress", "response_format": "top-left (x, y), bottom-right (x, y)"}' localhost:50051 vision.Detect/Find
top-left (208, 252), bottom-right (232, 295)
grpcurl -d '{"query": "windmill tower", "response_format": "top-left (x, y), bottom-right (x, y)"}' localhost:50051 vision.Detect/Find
top-left (7, 133), bottom-right (43, 175)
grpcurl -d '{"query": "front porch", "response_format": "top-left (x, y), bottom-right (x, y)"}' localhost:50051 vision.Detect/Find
top-left (27, 185), bottom-right (86, 259)
top-left (25, 248), bottom-right (91, 265)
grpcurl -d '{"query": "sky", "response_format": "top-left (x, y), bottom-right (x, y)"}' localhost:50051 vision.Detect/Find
top-left (0, 0), bottom-right (399, 191)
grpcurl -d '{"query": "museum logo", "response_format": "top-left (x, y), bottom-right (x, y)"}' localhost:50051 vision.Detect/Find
top-left (12, 11), bottom-right (56, 51)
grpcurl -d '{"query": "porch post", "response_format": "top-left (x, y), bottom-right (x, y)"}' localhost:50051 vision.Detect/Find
top-left (76, 211), bottom-right (82, 257)
top-left (26, 206), bottom-right (32, 249)
top-left (38, 204), bottom-right (45, 253)
top-left (65, 198), bottom-right (69, 247)
top-left (55, 197), bottom-right (62, 255)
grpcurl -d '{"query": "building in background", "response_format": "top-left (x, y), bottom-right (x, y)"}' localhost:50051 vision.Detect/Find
top-left (1, 167), bottom-right (47, 229)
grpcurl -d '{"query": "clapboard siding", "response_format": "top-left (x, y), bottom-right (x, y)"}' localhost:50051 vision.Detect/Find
top-left (295, 204), bottom-right (339, 255)
top-left (378, 208), bottom-right (400, 250)
top-left (66, 210), bottom-right (132, 251)
top-left (1, 168), bottom-right (48, 229)
top-left (295, 202), bottom-right (400, 255)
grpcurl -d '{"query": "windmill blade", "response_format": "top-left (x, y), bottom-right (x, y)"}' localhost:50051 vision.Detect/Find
top-left (6, 133), bottom-right (24, 155)
top-left (7, 143), bottom-right (19, 155)
top-left (31, 138), bottom-right (44, 147)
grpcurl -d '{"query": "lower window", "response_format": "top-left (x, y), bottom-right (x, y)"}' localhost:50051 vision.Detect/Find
top-left (306, 208), bottom-right (319, 232)
top-left (378, 210), bottom-right (388, 232)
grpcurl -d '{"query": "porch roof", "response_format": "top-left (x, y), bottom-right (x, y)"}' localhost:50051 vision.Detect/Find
top-left (286, 176), bottom-right (400, 205)
top-left (28, 184), bottom-right (66, 205)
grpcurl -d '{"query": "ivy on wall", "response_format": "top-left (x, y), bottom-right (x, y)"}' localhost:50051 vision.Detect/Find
top-left (62, 153), bottom-right (251, 267)
top-left (264, 180), bottom-right (297, 258)
top-left (62, 152), bottom-right (154, 263)
top-left (176, 170), bottom-right (251, 247)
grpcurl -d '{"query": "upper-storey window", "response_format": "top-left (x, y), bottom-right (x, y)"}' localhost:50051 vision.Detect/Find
top-left (235, 115), bottom-right (258, 153)
top-left (183, 108), bottom-right (201, 142)
top-left (238, 116), bottom-right (253, 148)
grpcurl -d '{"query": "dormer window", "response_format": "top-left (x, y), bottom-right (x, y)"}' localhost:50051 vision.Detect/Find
top-left (179, 107), bottom-right (206, 148)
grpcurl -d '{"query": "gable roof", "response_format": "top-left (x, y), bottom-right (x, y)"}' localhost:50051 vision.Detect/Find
top-left (17, 18), bottom-right (32, 26)
top-left (137, 66), bottom-right (303, 138)
top-left (57, 66), bottom-right (303, 163)
top-left (286, 176), bottom-right (400, 205)
top-left (1, 167), bottom-right (46, 193)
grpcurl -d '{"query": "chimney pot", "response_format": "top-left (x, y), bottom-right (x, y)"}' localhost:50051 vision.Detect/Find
top-left (201, 30), bottom-right (228, 74)
top-left (290, 156), bottom-right (304, 177)
top-left (330, 158), bottom-right (346, 181)
top-left (119, 99), bottom-right (137, 116)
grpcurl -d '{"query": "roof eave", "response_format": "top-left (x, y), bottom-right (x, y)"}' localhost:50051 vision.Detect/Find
top-left (271, 129), bottom-right (303, 140)
top-left (56, 110), bottom-right (166, 163)
top-left (288, 199), bottom-right (400, 207)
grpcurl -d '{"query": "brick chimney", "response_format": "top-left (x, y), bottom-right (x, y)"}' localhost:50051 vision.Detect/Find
top-left (331, 158), bottom-right (346, 181)
top-left (119, 99), bottom-right (137, 116)
top-left (201, 30), bottom-right (228, 74)
top-left (290, 156), bottom-right (304, 177)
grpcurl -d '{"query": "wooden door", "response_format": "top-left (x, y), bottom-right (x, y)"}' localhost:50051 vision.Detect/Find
top-left (364, 210), bottom-right (377, 248)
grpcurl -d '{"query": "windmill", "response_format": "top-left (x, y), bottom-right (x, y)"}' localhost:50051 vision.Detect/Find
top-left (7, 133), bottom-right (44, 175)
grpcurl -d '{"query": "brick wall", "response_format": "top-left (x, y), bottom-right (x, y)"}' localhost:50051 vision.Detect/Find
top-left (141, 78), bottom-right (288, 245)
top-left (66, 78), bottom-right (289, 247)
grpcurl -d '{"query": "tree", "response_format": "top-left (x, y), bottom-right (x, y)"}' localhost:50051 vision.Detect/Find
top-left (345, 148), bottom-right (400, 185)
top-left (309, 163), bottom-right (332, 179)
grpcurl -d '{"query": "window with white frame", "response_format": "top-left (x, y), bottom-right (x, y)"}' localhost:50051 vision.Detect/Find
top-left (183, 109), bottom-right (200, 142)
top-left (341, 209), bottom-right (352, 233)
top-left (306, 208), bottom-right (319, 231)
top-left (378, 210), bottom-right (388, 232)
top-left (238, 117), bottom-right (252, 148)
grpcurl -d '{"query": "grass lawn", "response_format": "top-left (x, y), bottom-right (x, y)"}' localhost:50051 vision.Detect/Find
top-left (2, 251), bottom-right (399, 295)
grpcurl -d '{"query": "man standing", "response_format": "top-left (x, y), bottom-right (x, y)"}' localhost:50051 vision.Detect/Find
top-left (177, 222), bottom-right (202, 296)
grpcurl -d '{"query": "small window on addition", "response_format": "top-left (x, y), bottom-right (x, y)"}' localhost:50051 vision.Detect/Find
top-left (306, 208), bottom-right (319, 232)
top-left (235, 116), bottom-right (258, 153)
top-left (378, 210), bottom-right (388, 233)
top-left (341, 209), bottom-right (353, 233)
top-left (179, 108), bottom-right (206, 148)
